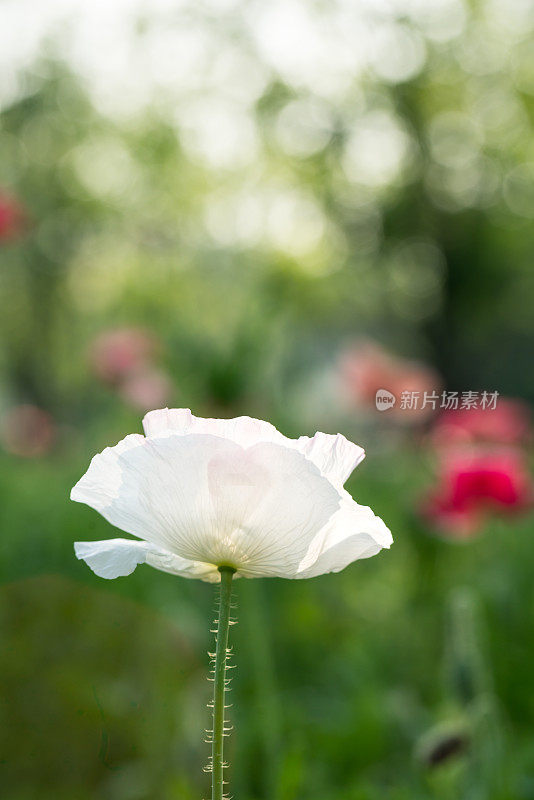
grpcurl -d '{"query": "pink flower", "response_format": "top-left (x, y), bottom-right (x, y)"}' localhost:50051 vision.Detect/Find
top-left (421, 449), bottom-right (533, 537)
top-left (340, 341), bottom-right (441, 422)
top-left (0, 193), bottom-right (25, 241)
top-left (431, 399), bottom-right (531, 449)
top-left (0, 405), bottom-right (56, 458)
top-left (118, 368), bottom-right (173, 411)
top-left (89, 327), bottom-right (159, 385)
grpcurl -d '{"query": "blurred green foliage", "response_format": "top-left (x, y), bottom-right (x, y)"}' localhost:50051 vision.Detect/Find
top-left (1, 0), bottom-right (534, 797)
top-left (1, 449), bottom-right (534, 799)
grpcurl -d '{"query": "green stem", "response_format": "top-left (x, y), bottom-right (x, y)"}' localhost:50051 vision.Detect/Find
top-left (211, 566), bottom-right (235, 800)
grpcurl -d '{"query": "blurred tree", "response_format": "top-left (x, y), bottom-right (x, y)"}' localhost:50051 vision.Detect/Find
top-left (0, 62), bottom-right (116, 411)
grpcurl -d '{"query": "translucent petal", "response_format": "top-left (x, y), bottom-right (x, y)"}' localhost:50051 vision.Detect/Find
top-left (142, 408), bottom-right (289, 447)
top-left (142, 408), bottom-right (365, 486)
top-left (74, 538), bottom-right (220, 581)
top-left (296, 491), bottom-right (393, 578)
top-left (296, 432), bottom-right (365, 487)
top-left (71, 432), bottom-right (341, 578)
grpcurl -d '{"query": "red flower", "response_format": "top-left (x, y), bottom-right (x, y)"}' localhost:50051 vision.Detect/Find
top-left (0, 193), bottom-right (25, 241)
top-left (431, 399), bottom-right (531, 449)
top-left (422, 449), bottom-right (533, 537)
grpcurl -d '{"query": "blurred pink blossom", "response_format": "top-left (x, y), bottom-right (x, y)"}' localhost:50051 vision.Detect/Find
top-left (118, 368), bottom-right (173, 411)
top-left (0, 192), bottom-right (25, 241)
top-left (340, 341), bottom-right (441, 422)
top-left (421, 448), bottom-right (533, 538)
top-left (0, 404), bottom-right (56, 458)
top-left (431, 399), bottom-right (531, 449)
top-left (89, 327), bottom-right (159, 385)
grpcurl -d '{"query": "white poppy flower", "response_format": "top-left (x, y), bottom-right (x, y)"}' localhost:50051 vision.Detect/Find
top-left (72, 408), bottom-right (392, 582)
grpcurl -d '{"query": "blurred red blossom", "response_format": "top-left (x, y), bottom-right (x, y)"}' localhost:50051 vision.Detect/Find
top-left (89, 327), bottom-right (159, 385)
top-left (431, 399), bottom-right (531, 449)
top-left (118, 368), bottom-right (173, 411)
top-left (339, 341), bottom-right (441, 422)
top-left (421, 449), bottom-right (533, 538)
top-left (0, 404), bottom-right (56, 458)
top-left (0, 192), bottom-right (26, 241)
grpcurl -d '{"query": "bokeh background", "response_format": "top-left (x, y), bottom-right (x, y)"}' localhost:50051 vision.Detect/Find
top-left (1, 0), bottom-right (534, 798)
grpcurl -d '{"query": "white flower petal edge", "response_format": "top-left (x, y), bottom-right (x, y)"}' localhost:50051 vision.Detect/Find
top-left (142, 408), bottom-right (365, 489)
top-left (74, 539), bottom-right (220, 582)
top-left (72, 408), bottom-right (391, 582)
top-left (296, 492), bottom-right (393, 579)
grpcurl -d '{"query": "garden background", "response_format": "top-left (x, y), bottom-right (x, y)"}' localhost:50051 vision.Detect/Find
top-left (1, 0), bottom-right (534, 798)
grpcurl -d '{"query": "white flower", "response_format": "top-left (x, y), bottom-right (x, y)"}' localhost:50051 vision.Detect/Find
top-left (72, 409), bottom-right (392, 582)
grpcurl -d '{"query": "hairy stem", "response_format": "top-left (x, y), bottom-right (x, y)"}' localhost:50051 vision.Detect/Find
top-left (211, 566), bottom-right (235, 800)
